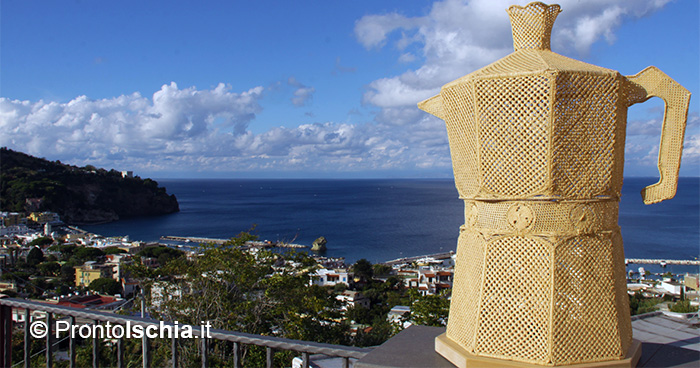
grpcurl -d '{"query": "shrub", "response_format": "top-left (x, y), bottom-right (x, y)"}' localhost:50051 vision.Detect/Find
top-left (669, 300), bottom-right (699, 313)
top-left (629, 292), bottom-right (662, 315)
top-left (28, 236), bottom-right (53, 247)
top-left (88, 278), bottom-right (122, 295)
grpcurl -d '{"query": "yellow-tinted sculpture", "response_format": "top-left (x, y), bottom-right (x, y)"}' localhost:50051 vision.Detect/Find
top-left (418, 2), bottom-right (690, 367)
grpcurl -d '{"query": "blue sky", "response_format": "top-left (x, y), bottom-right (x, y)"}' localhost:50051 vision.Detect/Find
top-left (1, 0), bottom-right (698, 179)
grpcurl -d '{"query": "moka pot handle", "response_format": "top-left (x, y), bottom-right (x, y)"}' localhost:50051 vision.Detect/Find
top-left (626, 66), bottom-right (691, 204)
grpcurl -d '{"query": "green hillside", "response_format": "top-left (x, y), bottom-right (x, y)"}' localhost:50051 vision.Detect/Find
top-left (0, 148), bottom-right (179, 224)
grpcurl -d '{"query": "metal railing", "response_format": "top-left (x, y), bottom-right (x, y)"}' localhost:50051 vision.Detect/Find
top-left (0, 297), bottom-right (370, 368)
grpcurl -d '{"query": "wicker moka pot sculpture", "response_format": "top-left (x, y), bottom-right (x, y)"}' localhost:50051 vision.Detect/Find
top-left (419, 2), bottom-right (690, 367)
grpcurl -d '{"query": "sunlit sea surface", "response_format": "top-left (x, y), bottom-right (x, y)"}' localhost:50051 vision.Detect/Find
top-left (83, 177), bottom-right (699, 274)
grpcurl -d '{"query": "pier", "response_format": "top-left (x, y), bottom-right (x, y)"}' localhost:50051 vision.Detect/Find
top-left (160, 236), bottom-right (307, 248)
top-left (383, 254), bottom-right (698, 267)
top-left (384, 251), bottom-right (455, 266)
top-left (66, 225), bottom-right (89, 234)
top-left (247, 241), bottom-right (307, 249)
top-left (161, 236), bottom-right (228, 244)
top-left (625, 258), bottom-right (700, 266)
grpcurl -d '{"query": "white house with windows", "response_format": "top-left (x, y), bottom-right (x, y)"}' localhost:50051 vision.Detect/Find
top-left (309, 268), bottom-right (350, 287)
top-left (336, 290), bottom-right (370, 310)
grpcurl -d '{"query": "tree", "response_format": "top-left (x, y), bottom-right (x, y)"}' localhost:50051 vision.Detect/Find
top-left (73, 247), bottom-right (105, 263)
top-left (670, 299), bottom-right (698, 313)
top-left (345, 305), bottom-right (372, 324)
top-left (103, 246), bottom-right (127, 255)
top-left (49, 243), bottom-right (77, 261)
top-left (26, 247), bottom-right (45, 266)
top-left (385, 275), bottom-right (403, 290)
top-left (136, 233), bottom-right (351, 367)
top-left (628, 292), bottom-right (662, 315)
top-left (26, 278), bottom-right (49, 298)
top-left (28, 236), bottom-right (53, 247)
top-left (351, 320), bottom-right (396, 347)
top-left (333, 283), bottom-right (348, 293)
top-left (352, 259), bottom-right (374, 282)
top-left (60, 264), bottom-right (76, 284)
top-left (137, 245), bottom-right (183, 266)
top-left (373, 263), bottom-right (393, 277)
top-left (38, 261), bottom-right (61, 276)
top-left (407, 289), bottom-right (450, 327)
top-left (88, 278), bottom-right (122, 295)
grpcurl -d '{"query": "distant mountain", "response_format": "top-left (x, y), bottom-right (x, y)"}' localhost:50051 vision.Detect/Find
top-left (0, 148), bottom-right (179, 224)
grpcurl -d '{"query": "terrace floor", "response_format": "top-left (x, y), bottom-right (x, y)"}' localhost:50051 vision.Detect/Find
top-left (347, 313), bottom-right (699, 368)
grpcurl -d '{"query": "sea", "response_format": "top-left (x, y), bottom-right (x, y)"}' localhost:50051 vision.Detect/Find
top-left (83, 177), bottom-right (700, 275)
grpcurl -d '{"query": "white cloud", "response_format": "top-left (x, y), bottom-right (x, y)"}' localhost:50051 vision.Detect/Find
top-left (0, 83), bottom-right (263, 168)
top-left (679, 114), bottom-right (699, 167)
top-left (0, 83), bottom-right (452, 175)
top-left (629, 112), bottom-right (699, 137)
top-left (354, 13), bottom-right (423, 49)
top-left (356, 0), bottom-right (671, 111)
top-left (354, 0), bottom-right (692, 177)
top-left (1, 0), bottom-right (686, 178)
top-left (363, 77), bottom-right (438, 108)
top-left (624, 113), bottom-right (699, 171)
top-left (288, 77), bottom-right (316, 107)
top-left (683, 134), bottom-right (700, 165)
top-left (398, 52), bottom-right (417, 63)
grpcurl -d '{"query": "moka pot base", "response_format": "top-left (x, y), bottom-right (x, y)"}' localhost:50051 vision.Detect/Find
top-left (435, 333), bottom-right (641, 368)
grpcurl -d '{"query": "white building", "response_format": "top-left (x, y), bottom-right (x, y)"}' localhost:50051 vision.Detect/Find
top-left (309, 268), bottom-right (350, 287)
top-left (387, 305), bottom-right (412, 329)
top-left (661, 280), bottom-right (683, 296)
top-left (336, 290), bottom-right (370, 310)
top-left (150, 280), bottom-right (188, 310)
top-left (0, 224), bottom-right (32, 237)
top-left (121, 277), bottom-right (140, 297)
top-left (402, 268), bottom-right (454, 296)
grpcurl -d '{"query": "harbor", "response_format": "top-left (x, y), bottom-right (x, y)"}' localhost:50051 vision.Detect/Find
top-left (161, 235), bottom-right (228, 244)
top-left (160, 235), bottom-right (307, 248)
top-left (384, 251), bottom-right (455, 266)
top-left (383, 255), bottom-right (699, 267)
top-left (625, 258), bottom-right (700, 266)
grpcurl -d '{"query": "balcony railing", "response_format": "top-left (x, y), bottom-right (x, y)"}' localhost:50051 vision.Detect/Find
top-left (0, 297), bottom-right (370, 368)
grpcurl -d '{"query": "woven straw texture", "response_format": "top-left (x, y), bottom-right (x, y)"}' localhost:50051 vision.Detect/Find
top-left (419, 1), bottom-right (691, 366)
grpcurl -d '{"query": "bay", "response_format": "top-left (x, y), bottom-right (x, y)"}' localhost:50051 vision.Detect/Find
top-left (83, 177), bottom-right (699, 273)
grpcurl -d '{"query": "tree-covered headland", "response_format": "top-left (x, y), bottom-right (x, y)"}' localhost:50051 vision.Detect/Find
top-left (0, 147), bottom-right (179, 224)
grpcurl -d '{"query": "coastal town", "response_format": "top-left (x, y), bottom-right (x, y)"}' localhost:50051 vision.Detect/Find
top-left (1, 210), bottom-right (698, 323)
top-left (1, 208), bottom-right (699, 366)
top-left (1, 210), bottom-right (456, 325)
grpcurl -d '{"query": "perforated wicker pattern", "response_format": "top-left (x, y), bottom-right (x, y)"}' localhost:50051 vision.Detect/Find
top-left (507, 2), bottom-right (561, 51)
top-left (611, 231), bottom-right (633, 353)
top-left (474, 236), bottom-right (552, 364)
top-left (417, 1), bottom-right (691, 366)
top-left (446, 230), bottom-right (485, 353)
top-left (476, 75), bottom-right (551, 197)
top-left (626, 66), bottom-right (692, 204)
top-left (552, 235), bottom-right (623, 364)
top-left (552, 73), bottom-right (621, 198)
top-left (473, 50), bottom-right (548, 77)
top-left (442, 82), bottom-right (480, 199)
